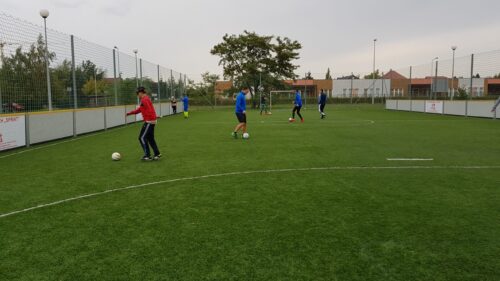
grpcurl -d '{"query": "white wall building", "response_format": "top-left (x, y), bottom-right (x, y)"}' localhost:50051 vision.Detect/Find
top-left (332, 79), bottom-right (391, 98)
top-left (458, 78), bottom-right (485, 97)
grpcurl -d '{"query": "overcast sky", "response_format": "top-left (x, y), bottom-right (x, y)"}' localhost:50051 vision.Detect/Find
top-left (2, 0), bottom-right (500, 80)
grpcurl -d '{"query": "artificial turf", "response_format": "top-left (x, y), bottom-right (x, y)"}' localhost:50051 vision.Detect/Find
top-left (1, 104), bottom-right (499, 280)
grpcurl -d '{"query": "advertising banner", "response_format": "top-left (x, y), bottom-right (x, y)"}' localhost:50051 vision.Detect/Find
top-left (0, 115), bottom-right (26, 151)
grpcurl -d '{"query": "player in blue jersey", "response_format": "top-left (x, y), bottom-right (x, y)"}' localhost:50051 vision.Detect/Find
top-left (232, 87), bottom-right (249, 138)
top-left (289, 90), bottom-right (304, 123)
top-left (182, 95), bottom-right (189, 118)
top-left (318, 89), bottom-right (327, 119)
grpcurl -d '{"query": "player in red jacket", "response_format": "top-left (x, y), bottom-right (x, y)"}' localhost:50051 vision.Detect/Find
top-left (126, 87), bottom-right (161, 161)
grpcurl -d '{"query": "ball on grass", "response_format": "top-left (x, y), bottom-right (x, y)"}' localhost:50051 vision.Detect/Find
top-left (242, 133), bottom-right (249, 139)
top-left (111, 152), bottom-right (121, 161)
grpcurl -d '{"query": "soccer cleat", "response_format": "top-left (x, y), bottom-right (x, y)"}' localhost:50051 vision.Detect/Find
top-left (141, 156), bottom-right (152, 161)
top-left (232, 132), bottom-right (238, 139)
top-left (301, 118), bottom-right (304, 123)
top-left (153, 154), bottom-right (162, 160)
top-left (289, 118), bottom-right (296, 123)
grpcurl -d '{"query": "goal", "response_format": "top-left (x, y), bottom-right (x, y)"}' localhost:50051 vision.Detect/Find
top-left (268, 90), bottom-right (296, 111)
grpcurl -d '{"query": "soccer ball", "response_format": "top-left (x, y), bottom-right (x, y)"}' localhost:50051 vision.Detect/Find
top-left (243, 133), bottom-right (249, 139)
top-left (288, 117), bottom-right (293, 121)
top-left (111, 152), bottom-right (121, 161)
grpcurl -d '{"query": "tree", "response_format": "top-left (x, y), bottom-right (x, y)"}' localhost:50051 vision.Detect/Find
top-left (364, 70), bottom-right (381, 79)
top-left (494, 73), bottom-right (500, 78)
top-left (82, 79), bottom-right (110, 96)
top-left (0, 34), bottom-right (67, 111)
top-left (455, 87), bottom-right (469, 100)
top-left (325, 68), bottom-right (332, 80)
top-left (474, 73), bottom-right (480, 78)
top-left (304, 71), bottom-right (314, 80)
top-left (186, 72), bottom-right (220, 106)
top-left (211, 30), bottom-right (301, 107)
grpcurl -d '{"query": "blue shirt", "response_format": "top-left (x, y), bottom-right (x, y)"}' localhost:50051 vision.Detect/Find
top-left (295, 92), bottom-right (302, 107)
top-left (319, 93), bottom-right (327, 104)
top-left (235, 92), bottom-right (246, 113)
top-left (183, 96), bottom-right (188, 111)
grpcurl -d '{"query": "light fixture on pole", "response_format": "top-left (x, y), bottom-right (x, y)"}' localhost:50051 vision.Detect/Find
top-left (133, 49), bottom-right (139, 88)
top-left (451, 46), bottom-right (457, 100)
top-left (372, 38), bottom-right (377, 104)
top-left (40, 9), bottom-right (52, 111)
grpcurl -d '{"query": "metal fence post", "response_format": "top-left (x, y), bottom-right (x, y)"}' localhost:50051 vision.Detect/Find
top-left (139, 58), bottom-right (143, 85)
top-left (0, 87), bottom-right (3, 114)
top-left (434, 60), bottom-right (438, 100)
top-left (25, 112), bottom-right (30, 148)
top-left (466, 54), bottom-right (474, 117)
top-left (179, 73), bottom-right (182, 97)
top-left (350, 73), bottom-right (353, 104)
top-left (70, 35), bottom-right (77, 137)
top-left (157, 65), bottom-right (161, 117)
top-left (113, 48), bottom-right (118, 106)
top-left (184, 75), bottom-right (187, 96)
top-left (170, 70), bottom-right (174, 98)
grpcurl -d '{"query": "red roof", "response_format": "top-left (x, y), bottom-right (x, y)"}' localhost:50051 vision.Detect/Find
top-left (486, 78), bottom-right (500, 84)
top-left (383, 70), bottom-right (407, 79)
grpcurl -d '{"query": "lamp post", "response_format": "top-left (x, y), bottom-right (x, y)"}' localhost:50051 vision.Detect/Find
top-left (40, 9), bottom-right (52, 111)
top-left (431, 57), bottom-right (438, 99)
top-left (133, 49), bottom-right (138, 88)
top-left (372, 38), bottom-right (377, 104)
top-left (451, 46), bottom-right (457, 100)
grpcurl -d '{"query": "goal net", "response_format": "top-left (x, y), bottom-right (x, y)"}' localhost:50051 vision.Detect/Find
top-left (268, 90), bottom-right (296, 111)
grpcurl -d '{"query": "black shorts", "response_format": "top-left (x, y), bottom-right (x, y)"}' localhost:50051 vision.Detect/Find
top-left (236, 112), bottom-right (246, 123)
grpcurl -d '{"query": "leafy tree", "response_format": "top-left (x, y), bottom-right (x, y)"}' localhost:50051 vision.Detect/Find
top-left (494, 73), bottom-right (500, 78)
top-left (211, 30), bottom-right (301, 107)
top-left (364, 70), bottom-right (381, 79)
top-left (455, 87), bottom-right (469, 100)
top-left (474, 73), bottom-right (480, 78)
top-left (82, 79), bottom-right (110, 96)
top-left (304, 71), bottom-right (314, 80)
top-left (0, 35), bottom-right (62, 110)
top-left (325, 68), bottom-right (332, 80)
top-left (186, 72), bottom-right (221, 106)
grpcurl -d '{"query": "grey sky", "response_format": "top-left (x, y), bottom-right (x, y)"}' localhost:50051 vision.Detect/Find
top-left (3, 0), bottom-right (500, 80)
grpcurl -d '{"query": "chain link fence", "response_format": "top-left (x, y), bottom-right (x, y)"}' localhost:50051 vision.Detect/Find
top-left (0, 12), bottom-right (188, 114)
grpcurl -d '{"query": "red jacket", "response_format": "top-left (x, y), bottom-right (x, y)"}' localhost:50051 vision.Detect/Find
top-left (127, 95), bottom-right (157, 122)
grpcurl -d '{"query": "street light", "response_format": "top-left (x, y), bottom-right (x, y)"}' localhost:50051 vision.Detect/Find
top-left (133, 49), bottom-right (139, 88)
top-left (372, 38), bottom-right (377, 104)
top-left (431, 57), bottom-right (438, 99)
top-left (40, 9), bottom-right (52, 111)
top-left (451, 46), bottom-right (457, 100)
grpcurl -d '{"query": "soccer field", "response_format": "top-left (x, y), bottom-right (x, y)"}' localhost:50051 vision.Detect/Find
top-left (1, 104), bottom-right (499, 280)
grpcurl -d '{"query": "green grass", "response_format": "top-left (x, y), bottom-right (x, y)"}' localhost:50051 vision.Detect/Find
top-left (1, 104), bottom-right (499, 280)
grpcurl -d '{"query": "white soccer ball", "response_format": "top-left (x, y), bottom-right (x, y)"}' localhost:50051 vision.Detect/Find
top-left (288, 117), bottom-right (293, 121)
top-left (243, 133), bottom-right (249, 139)
top-left (111, 152), bottom-right (121, 161)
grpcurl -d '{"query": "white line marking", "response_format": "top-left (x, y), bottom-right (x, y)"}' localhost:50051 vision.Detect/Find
top-left (1, 165), bottom-right (499, 219)
top-left (387, 158), bottom-right (434, 161)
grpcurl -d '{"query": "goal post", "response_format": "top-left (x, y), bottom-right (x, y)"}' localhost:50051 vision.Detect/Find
top-left (269, 90), bottom-right (295, 111)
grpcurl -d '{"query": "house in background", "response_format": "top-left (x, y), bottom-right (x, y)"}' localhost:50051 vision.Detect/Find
top-left (332, 77), bottom-right (390, 98)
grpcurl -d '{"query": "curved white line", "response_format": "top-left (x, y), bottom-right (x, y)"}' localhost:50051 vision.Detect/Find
top-left (1, 165), bottom-right (499, 219)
